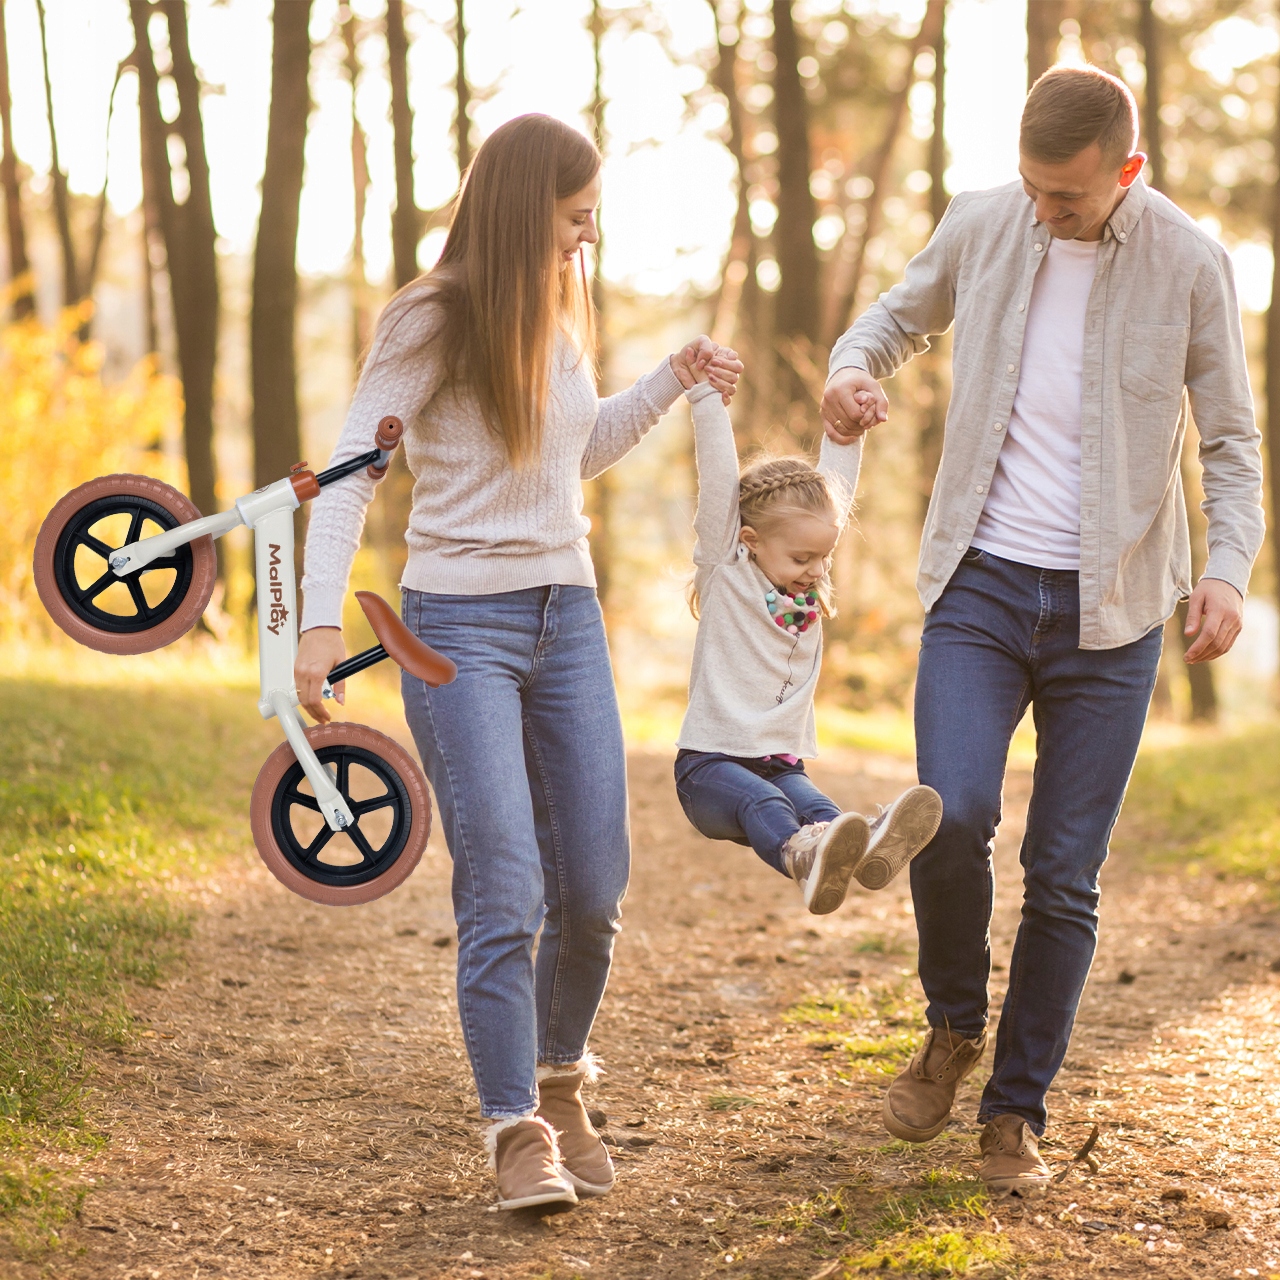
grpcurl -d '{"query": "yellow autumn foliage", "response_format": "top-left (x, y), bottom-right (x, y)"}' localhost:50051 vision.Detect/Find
top-left (0, 309), bottom-right (185, 635)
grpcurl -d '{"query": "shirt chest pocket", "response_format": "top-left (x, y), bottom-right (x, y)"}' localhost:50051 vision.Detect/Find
top-left (1120, 322), bottom-right (1189, 402)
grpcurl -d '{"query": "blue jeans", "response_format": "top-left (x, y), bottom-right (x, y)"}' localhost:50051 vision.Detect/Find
top-left (674, 750), bottom-right (841, 875)
top-left (400, 586), bottom-right (629, 1119)
top-left (913, 549), bottom-right (1162, 1134)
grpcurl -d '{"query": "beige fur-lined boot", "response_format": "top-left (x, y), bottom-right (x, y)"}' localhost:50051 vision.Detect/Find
top-left (536, 1057), bottom-right (615, 1196)
top-left (486, 1115), bottom-right (577, 1211)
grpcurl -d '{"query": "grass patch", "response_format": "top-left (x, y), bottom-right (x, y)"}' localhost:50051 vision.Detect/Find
top-left (0, 673), bottom-right (277, 1231)
top-left (1117, 725), bottom-right (1280, 890)
top-left (843, 1229), bottom-right (1012, 1275)
top-left (707, 1093), bottom-right (757, 1111)
top-left (785, 983), bottom-right (924, 1074)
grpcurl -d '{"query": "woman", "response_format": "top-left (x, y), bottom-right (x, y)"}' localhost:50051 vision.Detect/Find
top-left (294, 114), bottom-right (739, 1210)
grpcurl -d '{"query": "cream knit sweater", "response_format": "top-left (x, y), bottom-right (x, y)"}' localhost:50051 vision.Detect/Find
top-left (300, 283), bottom-right (684, 630)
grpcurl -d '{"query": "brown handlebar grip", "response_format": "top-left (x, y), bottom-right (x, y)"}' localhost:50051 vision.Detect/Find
top-left (375, 416), bottom-right (404, 451)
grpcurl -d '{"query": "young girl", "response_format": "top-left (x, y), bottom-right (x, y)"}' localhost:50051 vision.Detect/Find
top-left (294, 115), bottom-right (740, 1212)
top-left (673, 368), bottom-right (942, 915)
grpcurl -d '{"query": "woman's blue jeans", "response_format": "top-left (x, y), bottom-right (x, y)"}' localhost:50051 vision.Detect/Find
top-left (913, 548), bottom-right (1163, 1134)
top-left (400, 586), bottom-right (629, 1119)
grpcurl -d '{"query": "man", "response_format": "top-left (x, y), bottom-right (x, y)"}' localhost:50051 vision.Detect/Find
top-left (823, 65), bottom-right (1263, 1195)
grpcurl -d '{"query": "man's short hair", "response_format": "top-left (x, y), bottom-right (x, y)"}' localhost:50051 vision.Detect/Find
top-left (1020, 65), bottom-right (1139, 169)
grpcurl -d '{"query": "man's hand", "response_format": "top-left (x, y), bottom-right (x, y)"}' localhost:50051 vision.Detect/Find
top-left (822, 366), bottom-right (888, 444)
top-left (295, 626), bottom-right (347, 723)
top-left (1183, 578), bottom-right (1243, 664)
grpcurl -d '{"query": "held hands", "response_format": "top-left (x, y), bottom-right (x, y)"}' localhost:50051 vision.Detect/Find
top-left (670, 335), bottom-right (743, 405)
top-left (295, 626), bottom-right (347, 723)
top-left (822, 366), bottom-right (889, 444)
top-left (1183, 578), bottom-right (1244, 664)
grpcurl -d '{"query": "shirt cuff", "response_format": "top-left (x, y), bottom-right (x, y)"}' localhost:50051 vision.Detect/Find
top-left (686, 381), bottom-right (720, 405)
top-left (1200, 555), bottom-right (1251, 601)
top-left (644, 358), bottom-right (685, 413)
top-left (827, 345), bottom-right (869, 377)
top-left (300, 585), bottom-right (347, 632)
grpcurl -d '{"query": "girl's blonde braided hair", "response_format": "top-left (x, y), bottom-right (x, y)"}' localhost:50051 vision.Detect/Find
top-left (688, 454), bottom-right (844, 619)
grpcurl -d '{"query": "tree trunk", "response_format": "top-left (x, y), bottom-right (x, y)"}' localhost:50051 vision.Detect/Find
top-left (454, 0), bottom-right (471, 175)
top-left (387, 0), bottom-right (419, 288)
top-left (342, 10), bottom-right (370, 362)
top-left (919, 1), bottom-right (948, 523)
top-left (252, 0), bottom-right (312, 504)
top-left (1265, 65), bottom-right (1280, 707)
top-left (35, 0), bottom-right (78, 306)
top-left (1136, 0), bottom-right (1164, 190)
top-left (1026, 0), bottom-right (1067, 89)
top-left (771, 0), bottom-right (818, 349)
top-left (130, 0), bottom-right (220, 532)
top-left (822, 0), bottom-right (943, 348)
top-left (584, 0), bottom-right (615, 622)
top-left (0, 0), bottom-right (30, 318)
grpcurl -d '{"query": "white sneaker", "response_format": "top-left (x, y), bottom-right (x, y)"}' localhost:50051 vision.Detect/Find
top-left (782, 812), bottom-right (871, 914)
top-left (854, 785), bottom-right (943, 890)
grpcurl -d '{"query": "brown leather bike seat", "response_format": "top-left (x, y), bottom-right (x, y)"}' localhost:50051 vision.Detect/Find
top-left (355, 592), bottom-right (457, 688)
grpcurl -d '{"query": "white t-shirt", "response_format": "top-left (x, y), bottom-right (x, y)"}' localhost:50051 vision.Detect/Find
top-left (971, 235), bottom-right (1100, 571)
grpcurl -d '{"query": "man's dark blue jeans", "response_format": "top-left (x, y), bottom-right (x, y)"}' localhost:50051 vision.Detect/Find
top-left (675, 750), bottom-right (842, 875)
top-left (913, 548), bottom-right (1163, 1135)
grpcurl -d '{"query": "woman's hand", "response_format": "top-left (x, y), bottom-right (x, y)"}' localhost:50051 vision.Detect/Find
top-left (295, 626), bottom-right (346, 724)
top-left (671, 336), bottom-right (744, 405)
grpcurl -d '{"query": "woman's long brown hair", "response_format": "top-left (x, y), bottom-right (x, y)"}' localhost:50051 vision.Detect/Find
top-left (389, 114), bottom-right (600, 467)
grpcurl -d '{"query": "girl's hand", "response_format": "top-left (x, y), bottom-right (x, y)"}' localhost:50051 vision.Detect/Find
top-left (670, 334), bottom-right (716, 389)
top-left (706, 346), bottom-right (743, 406)
top-left (295, 626), bottom-right (346, 723)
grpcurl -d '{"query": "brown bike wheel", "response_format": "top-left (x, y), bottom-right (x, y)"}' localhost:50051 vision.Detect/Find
top-left (33, 474), bottom-right (216, 655)
top-left (250, 722), bottom-right (431, 906)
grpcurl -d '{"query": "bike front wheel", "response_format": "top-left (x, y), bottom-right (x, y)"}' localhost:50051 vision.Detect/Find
top-left (250, 722), bottom-right (431, 906)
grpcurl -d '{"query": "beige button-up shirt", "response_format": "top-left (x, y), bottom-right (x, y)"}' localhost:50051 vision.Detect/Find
top-left (830, 176), bottom-right (1264, 649)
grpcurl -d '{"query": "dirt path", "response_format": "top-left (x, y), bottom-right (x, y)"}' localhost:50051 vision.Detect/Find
top-left (13, 743), bottom-right (1280, 1279)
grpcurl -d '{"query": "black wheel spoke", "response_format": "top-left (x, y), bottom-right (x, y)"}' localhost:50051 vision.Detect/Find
top-left (283, 786), bottom-right (322, 813)
top-left (126, 506), bottom-right (145, 545)
top-left (302, 824), bottom-right (336, 860)
top-left (350, 792), bottom-right (395, 817)
top-left (78, 568), bottom-right (117, 603)
top-left (336, 753), bottom-right (350, 796)
top-left (347, 822), bottom-right (378, 864)
top-left (79, 533), bottom-right (115, 561)
top-left (126, 576), bottom-right (151, 618)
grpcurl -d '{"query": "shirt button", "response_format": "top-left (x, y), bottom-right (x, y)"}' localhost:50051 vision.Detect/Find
top-left (1018, 302), bottom-right (1026, 312)
top-left (975, 484), bottom-right (985, 494)
top-left (993, 421), bottom-right (1004, 432)
top-left (1034, 242), bottom-right (1043, 251)
top-left (956, 541), bottom-right (965, 551)
top-left (1006, 363), bottom-right (1016, 373)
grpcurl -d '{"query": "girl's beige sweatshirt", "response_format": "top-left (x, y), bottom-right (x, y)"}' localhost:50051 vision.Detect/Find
top-left (300, 282), bottom-right (683, 631)
top-left (676, 382), bottom-right (862, 760)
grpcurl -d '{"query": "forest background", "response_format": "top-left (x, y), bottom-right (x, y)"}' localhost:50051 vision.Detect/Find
top-left (2, 0), bottom-right (1280, 734)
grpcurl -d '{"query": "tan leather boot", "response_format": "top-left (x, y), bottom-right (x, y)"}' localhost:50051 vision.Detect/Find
top-left (536, 1061), bottom-right (615, 1196)
top-left (978, 1114), bottom-right (1051, 1197)
top-left (487, 1116), bottom-right (577, 1211)
top-left (882, 1026), bottom-right (987, 1142)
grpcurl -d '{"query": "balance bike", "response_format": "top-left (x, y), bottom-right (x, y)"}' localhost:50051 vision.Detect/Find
top-left (32, 417), bottom-right (456, 906)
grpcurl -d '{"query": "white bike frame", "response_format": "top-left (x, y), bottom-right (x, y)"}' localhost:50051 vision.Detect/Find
top-left (107, 476), bottom-right (355, 833)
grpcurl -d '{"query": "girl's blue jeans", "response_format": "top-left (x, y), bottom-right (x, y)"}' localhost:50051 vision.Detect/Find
top-left (674, 750), bottom-right (841, 874)
top-left (400, 585), bottom-right (629, 1119)
top-left (913, 548), bottom-right (1163, 1135)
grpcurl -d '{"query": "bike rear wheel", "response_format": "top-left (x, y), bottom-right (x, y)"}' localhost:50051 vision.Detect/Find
top-left (33, 474), bottom-right (216, 654)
